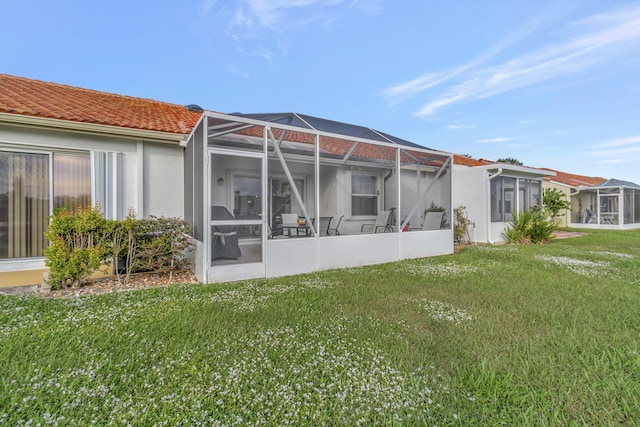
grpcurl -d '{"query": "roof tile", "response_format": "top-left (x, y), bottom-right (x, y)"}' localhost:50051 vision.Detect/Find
top-left (0, 74), bottom-right (202, 134)
top-left (541, 168), bottom-right (606, 187)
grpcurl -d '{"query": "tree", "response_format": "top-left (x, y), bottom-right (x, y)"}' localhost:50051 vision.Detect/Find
top-left (542, 188), bottom-right (571, 224)
top-left (497, 157), bottom-right (523, 165)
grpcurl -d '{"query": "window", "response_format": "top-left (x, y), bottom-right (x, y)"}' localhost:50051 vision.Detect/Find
top-left (0, 151), bottom-right (91, 259)
top-left (351, 173), bottom-right (378, 216)
top-left (518, 179), bottom-right (541, 213)
top-left (491, 176), bottom-right (541, 222)
top-left (233, 175), bottom-right (262, 219)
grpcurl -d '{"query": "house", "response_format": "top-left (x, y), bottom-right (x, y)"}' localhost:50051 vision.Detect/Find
top-left (541, 168), bottom-right (606, 227)
top-left (570, 178), bottom-right (640, 229)
top-left (0, 74), bottom-right (201, 286)
top-left (1, 75), bottom-right (454, 287)
top-left (542, 169), bottom-right (640, 229)
top-left (452, 156), bottom-right (555, 243)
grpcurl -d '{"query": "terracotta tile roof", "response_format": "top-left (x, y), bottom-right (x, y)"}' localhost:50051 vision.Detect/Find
top-left (541, 168), bottom-right (606, 187)
top-left (0, 74), bottom-right (202, 135)
top-left (453, 154), bottom-right (492, 166)
top-left (221, 123), bottom-right (448, 165)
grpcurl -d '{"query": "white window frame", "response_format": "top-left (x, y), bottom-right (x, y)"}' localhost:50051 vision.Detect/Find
top-left (349, 170), bottom-right (381, 219)
top-left (491, 176), bottom-right (542, 223)
top-left (0, 146), bottom-right (99, 264)
top-left (92, 151), bottom-right (123, 220)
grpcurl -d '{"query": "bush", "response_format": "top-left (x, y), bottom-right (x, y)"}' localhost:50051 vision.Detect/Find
top-left (542, 188), bottom-right (571, 224)
top-left (453, 206), bottom-right (474, 243)
top-left (126, 215), bottom-right (192, 281)
top-left (502, 209), bottom-right (555, 244)
top-left (44, 207), bottom-right (111, 289)
top-left (45, 208), bottom-right (193, 288)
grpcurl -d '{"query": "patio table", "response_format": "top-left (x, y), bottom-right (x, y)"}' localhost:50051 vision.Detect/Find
top-left (281, 224), bottom-right (311, 237)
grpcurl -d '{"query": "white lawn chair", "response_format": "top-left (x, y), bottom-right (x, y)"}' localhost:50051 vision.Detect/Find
top-left (361, 210), bottom-right (393, 233)
top-left (411, 211), bottom-right (444, 231)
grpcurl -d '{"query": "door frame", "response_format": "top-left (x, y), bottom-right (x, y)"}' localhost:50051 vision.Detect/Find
top-left (207, 147), bottom-right (267, 282)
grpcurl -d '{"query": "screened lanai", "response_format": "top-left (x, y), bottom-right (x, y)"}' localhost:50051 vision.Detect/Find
top-left (184, 112), bottom-right (452, 283)
top-left (571, 179), bottom-right (640, 229)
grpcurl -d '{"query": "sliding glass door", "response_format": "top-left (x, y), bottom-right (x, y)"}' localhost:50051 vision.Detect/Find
top-left (0, 151), bottom-right (91, 260)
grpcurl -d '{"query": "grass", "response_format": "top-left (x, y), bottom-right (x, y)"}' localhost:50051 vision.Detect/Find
top-left (1, 228), bottom-right (639, 425)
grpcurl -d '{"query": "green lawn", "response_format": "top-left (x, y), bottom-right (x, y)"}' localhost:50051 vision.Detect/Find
top-left (2, 229), bottom-right (639, 425)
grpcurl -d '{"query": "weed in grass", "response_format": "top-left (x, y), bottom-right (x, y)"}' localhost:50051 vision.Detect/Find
top-left (416, 299), bottom-right (473, 324)
top-left (535, 254), bottom-right (611, 277)
top-left (399, 260), bottom-right (496, 278)
top-left (587, 250), bottom-right (634, 260)
top-left (1, 315), bottom-right (464, 426)
top-left (2, 228), bottom-right (640, 425)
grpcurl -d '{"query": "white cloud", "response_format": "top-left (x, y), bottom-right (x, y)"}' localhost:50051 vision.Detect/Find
top-left (226, 0), bottom-right (376, 33)
top-left (597, 135), bottom-right (640, 148)
top-left (477, 137), bottom-right (516, 143)
top-left (383, 9), bottom-right (550, 103)
top-left (385, 4), bottom-right (640, 117)
top-left (448, 124), bottom-right (474, 130)
top-left (202, 0), bottom-right (219, 16)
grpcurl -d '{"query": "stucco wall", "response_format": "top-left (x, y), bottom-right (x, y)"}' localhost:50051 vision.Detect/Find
top-left (452, 165), bottom-right (487, 242)
top-left (0, 123), bottom-right (185, 219)
top-left (542, 181), bottom-right (572, 227)
top-left (143, 142), bottom-right (185, 218)
top-left (0, 122), bottom-right (185, 280)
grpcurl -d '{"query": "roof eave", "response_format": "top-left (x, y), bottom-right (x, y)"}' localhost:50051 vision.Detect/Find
top-left (475, 163), bottom-right (555, 177)
top-left (0, 112), bottom-right (187, 144)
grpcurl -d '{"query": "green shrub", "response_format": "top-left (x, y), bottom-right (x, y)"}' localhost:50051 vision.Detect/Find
top-left (453, 206), bottom-right (474, 243)
top-left (44, 207), bottom-right (111, 289)
top-left (45, 208), bottom-right (193, 288)
top-left (542, 188), bottom-right (571, 224)
top-left (502, 208), bottom-right (555, 244)
top-left (127, 215), bottom-right (192, 280)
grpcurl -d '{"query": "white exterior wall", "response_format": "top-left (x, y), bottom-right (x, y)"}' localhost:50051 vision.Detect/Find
top-left (0, 124), bottom-right (184, 219)
top-left (0, 123), bottom-right (185, 276)
top-left (143, 142), bottom-right (185, 218)
top-left (452, 165), bottom-right (489, 243)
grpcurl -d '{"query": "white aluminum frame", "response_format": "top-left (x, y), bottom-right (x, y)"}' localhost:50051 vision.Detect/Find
top-left (196, 111), bottom-right (454, 283)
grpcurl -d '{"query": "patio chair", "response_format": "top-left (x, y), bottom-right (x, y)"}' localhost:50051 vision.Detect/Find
top-left (361, 210), bottom-right (393, 233)
top-left (410, 211), bottom-right (444, 231)
top-left (211, 206), bottom-right (241, 259)
top-left (583, 209), bottom-right (596, 224)
top-left (326, 214), bottom-right (343, 236)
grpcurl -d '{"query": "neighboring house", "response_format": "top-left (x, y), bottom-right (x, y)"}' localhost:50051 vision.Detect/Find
top-left (185, 112), bottom-right (453, 283)
top-left (571, 178), bottom-right (640, 229)
top-left (452, 156), bottom-right (555, 243)
top-left (541, 168), bottom-right (606, 227)
top-left (1, 75), bottom-right (454, 287)
top-left (0, 74), bottom-right (201, 286)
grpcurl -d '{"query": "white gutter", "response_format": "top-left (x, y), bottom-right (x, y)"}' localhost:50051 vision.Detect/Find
top-left (0, 112), bottom-right (187, 144)
top-left (486, 168), bottom-right (503, 244)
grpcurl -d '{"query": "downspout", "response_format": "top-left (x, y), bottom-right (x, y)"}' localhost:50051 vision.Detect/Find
top-left (487, 168), bottom-right (503, 244)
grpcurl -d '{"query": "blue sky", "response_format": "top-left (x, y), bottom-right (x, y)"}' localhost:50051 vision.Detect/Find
top-left (2, 0), bottom-right (640, 184)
